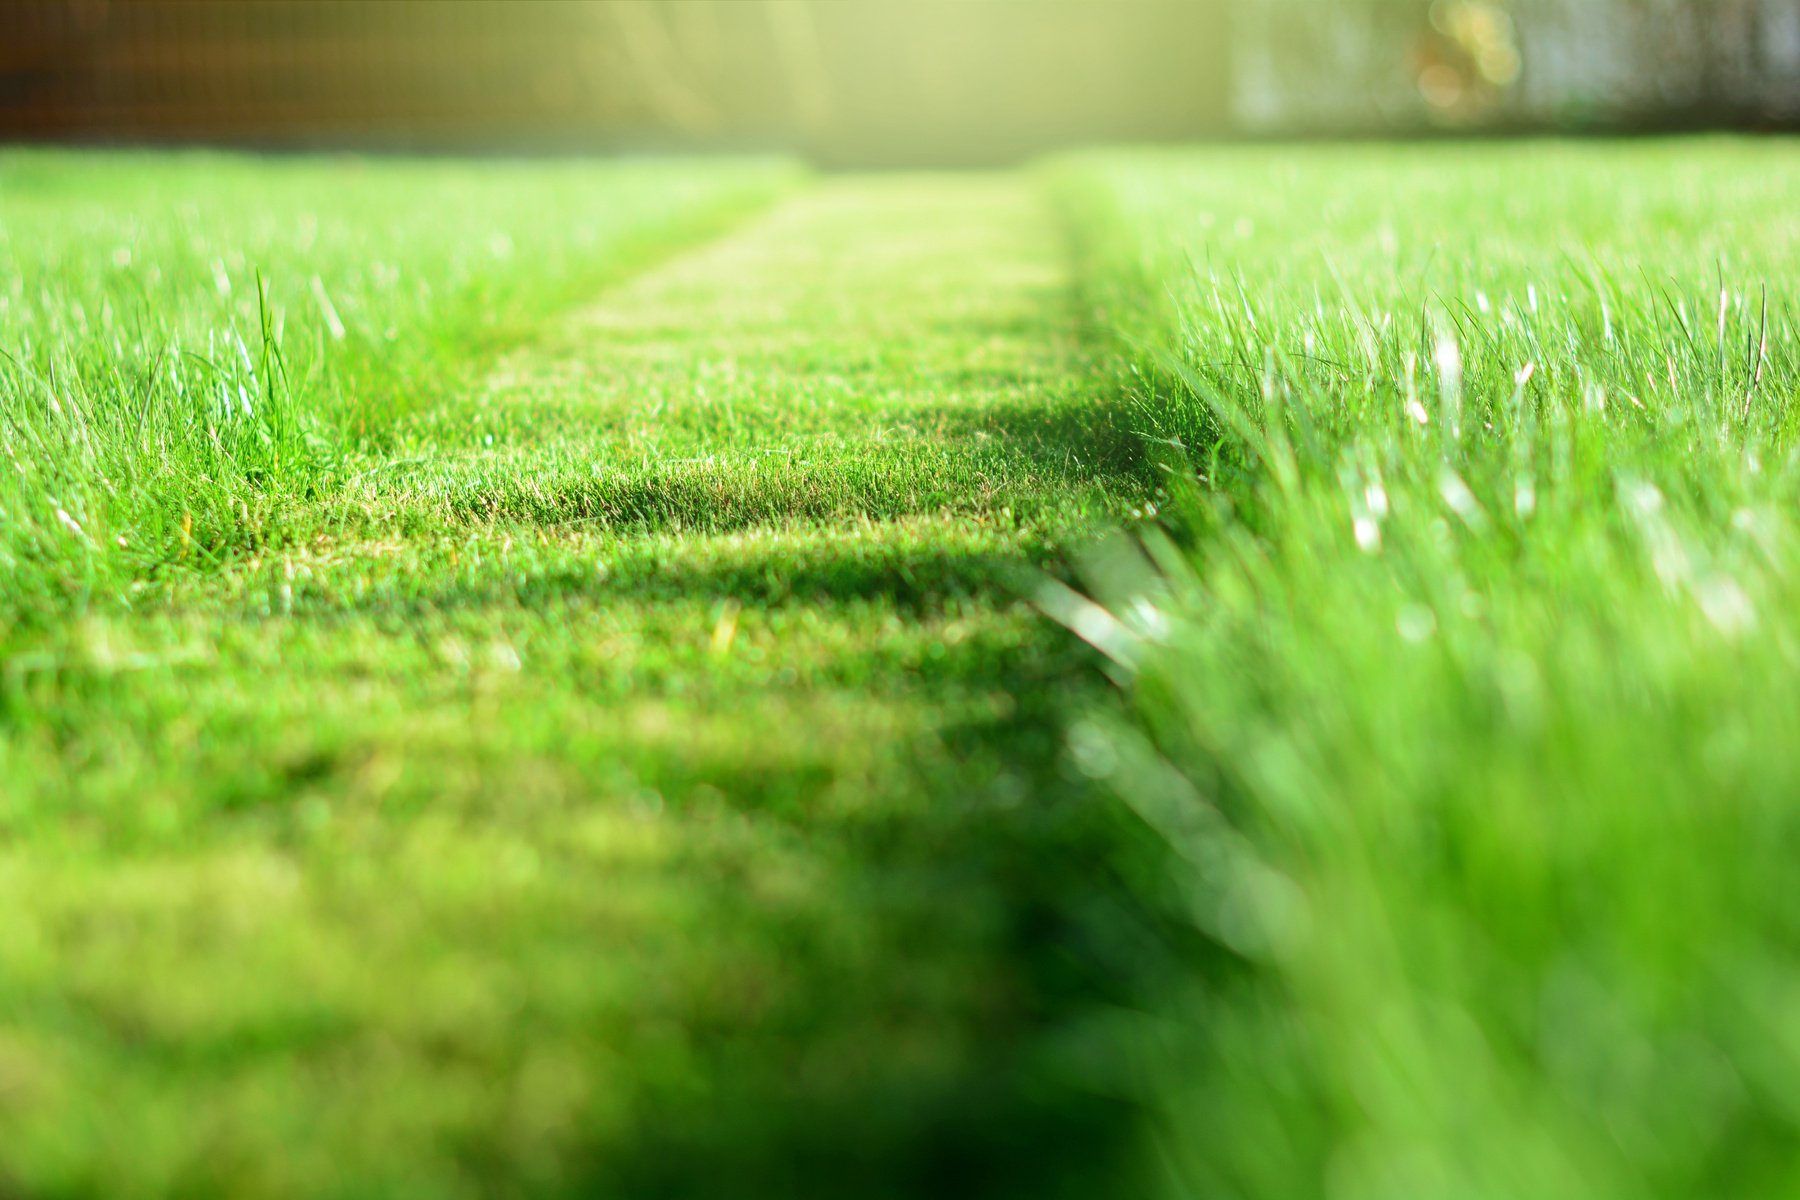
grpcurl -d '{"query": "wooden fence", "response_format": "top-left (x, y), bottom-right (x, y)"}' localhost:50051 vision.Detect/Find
top-left (0, 1), bottom-right (1233, 164)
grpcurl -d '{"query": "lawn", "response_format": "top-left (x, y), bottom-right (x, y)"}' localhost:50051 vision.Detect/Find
top-left (1047, 141), bottom-right (1800, 1199)
top-left (7, 140), bottom-right (1800, 1198)
top-left (0, 157), bottom-right (1150, 1196)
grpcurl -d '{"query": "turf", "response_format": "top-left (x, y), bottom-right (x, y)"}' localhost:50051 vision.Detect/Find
top-left (0, 152), bottom-right (800, 614)
top-left (16, 139), bottom-right (1793, 1200)
top-left (0, 160), bottom-right (1151, 1197)
top-left (1047, 141), bottom-right (1800, 1199)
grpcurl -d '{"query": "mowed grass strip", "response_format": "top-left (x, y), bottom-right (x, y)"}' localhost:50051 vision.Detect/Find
top-left (347, 177), bottom-right (1141, 534)
top-left (1, 172), bottom-right (1149, 1196)
top-left (1050, 141), bottom-right (1800, 1198)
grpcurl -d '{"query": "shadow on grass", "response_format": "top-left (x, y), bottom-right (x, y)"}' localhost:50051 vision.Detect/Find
top-left (473, 383), bottom-right (1164, 1197)
top-left (364, 391), bottom-right (1152, 538)
top-left (563, 634), bottom-right (1162, 1200)
top-left (340, 377), bottom-right (1163, 1195)
top-left (273, 541), bottom-right (1035, 628)
top-left (57, 348), bottom-right (1167, 1197)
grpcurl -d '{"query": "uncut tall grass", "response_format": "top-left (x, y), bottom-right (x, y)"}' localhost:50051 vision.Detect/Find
top-left (1049, 142), bottom-right (1800, 1198)
top-left (0, 152), bottom-right (791, 617)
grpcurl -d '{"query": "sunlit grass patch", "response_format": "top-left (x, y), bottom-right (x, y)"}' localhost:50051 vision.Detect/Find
top-left (0, 151), bottom-right (797, 614)
top-left (1050, 140), bottom-right (1800, 1198)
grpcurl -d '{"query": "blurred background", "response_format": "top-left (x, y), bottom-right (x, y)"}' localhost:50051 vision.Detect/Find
top-left (1240, 0), bottom-right (1800, 132)
top-left (1, 0), bottom-right (1797, 165)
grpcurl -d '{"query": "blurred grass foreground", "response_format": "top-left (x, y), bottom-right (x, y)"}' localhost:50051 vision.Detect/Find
top-left (1049, 139), bottom-right (1800, 1199)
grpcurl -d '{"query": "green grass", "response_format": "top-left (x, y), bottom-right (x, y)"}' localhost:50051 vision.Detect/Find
top-left (0, 159), bottom-right (1153, 1197)
top-left (0, 151), bottom-right (796, 614)
top-left (15, 139), bottom-right (1792, 1200)
top-left (1047, 140), bottom-right (1800, 1199)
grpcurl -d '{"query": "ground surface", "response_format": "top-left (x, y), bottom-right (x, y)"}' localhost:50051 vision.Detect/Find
top-left (1, 166), bottom-right (1148, 1197)
top-left (1049, 141), bottom-right (1800, 1200)
top-left (16, 142), bottom-right (1800, 1200)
